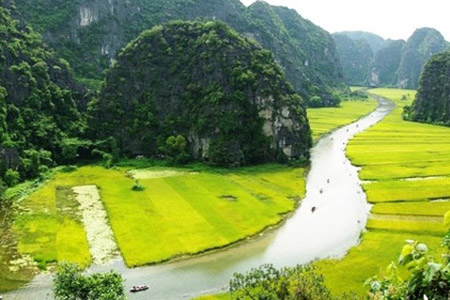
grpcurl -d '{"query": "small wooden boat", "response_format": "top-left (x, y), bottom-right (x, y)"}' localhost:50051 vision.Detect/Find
top-left (130, 285), bottom-right (149, 293)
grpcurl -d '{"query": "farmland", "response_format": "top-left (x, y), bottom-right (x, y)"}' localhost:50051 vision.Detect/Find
top-left (318, 88), bottom-right (450, 295)
top-left (307, 97), bottom-right (377, 141)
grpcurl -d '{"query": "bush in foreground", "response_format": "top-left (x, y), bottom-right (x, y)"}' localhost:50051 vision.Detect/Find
top-left (53, 262), bottom-right (126, 300)
top-left (230, 264), bottom-right (334, 299)
top-left (367, 211), bottom-right (450, 299)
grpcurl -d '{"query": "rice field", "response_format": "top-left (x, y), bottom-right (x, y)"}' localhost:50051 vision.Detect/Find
top-left (319, 88), bottom-right (450, 296)
top-left (307, 97), bottom-right (377, 141)
top-left (9, 165), bottom-right (305, 268)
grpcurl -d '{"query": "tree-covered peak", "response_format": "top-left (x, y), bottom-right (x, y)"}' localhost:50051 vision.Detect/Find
top-left (96, 20), bottom-right (312, 166)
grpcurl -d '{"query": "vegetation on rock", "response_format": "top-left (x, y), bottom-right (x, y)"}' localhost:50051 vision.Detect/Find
top-left (14, 0), bottom-right (346, 106)
top-left (397, 28), bottom-right (448, 89)
top-left (332, 33), bottom-right (373, 86)
top-left (0, 0), bottom-right (88, 194)
top-left (334, 28), bottom-right (448, 89)
top-left (405, 52), bottom-right (450, 126)
top-left (368, 40), bottom-right (405, 87)
top-left (96, 20), bottom-right (311, 166)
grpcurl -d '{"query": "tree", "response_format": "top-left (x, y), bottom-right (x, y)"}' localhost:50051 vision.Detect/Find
top-left (53, 262), bottom-right (126, 300)
top-left (165, 135), bottom-right (189, 164)
top-left (230, 264), bottom-right (334, 300)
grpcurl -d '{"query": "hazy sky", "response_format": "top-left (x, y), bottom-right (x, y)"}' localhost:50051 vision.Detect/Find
top-left (240, 0), bottom-right (450, 41)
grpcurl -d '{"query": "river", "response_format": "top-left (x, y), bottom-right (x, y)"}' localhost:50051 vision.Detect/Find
top-left (5, 95), bottom-right (394, 300)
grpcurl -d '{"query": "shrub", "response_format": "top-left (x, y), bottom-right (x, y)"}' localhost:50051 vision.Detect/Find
top-left (4, 168), bottom-right (20, 187)
top-left (131, 180), bottom-right (145, 191)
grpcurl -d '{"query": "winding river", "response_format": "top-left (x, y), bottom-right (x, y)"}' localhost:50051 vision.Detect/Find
top-left (5, 96), bottom-right (394, 300)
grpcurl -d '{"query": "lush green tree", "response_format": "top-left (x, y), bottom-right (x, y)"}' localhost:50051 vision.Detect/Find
top-left (230, 264), bottom-right (334, 300)
top-left (53, 262), bottom-right (126, 300)
top-left (165, 135), bottom-right (189, 164)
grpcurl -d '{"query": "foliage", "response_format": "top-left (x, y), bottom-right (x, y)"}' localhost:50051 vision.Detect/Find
top-left (4, 169), bottom-right (19, 187)
top-left (230, 264), bottom-right (333, 300)
top-left (53, 262), bottom-right (126, 300)
top-left (406, 52), bottom-right (450, 126)
top-left (367, 215), bottom-right (450, 300)
top-left (165, 135), bottom-right (189, 164)
top-left (96, 20), bottom-right (311, 166)
top-left (0, 2), bottom-right (88, 193)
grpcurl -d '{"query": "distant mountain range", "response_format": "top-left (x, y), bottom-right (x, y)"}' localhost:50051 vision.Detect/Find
top-left (13, 0), bottom-right (346, 106)
top-left (333, 28), bottom-right (449, 88)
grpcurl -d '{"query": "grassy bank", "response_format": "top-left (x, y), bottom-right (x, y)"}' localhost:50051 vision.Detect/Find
top-left (318, 88), bottom-right (450, 295)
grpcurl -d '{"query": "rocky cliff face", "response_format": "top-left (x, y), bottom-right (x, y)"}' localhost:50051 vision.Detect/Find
top-left (368, 39), bottom-right (405, 87)
top-left (247, 2), bottom-right (344, 106)
top-left (334, 28), bottom-right (448, 88)
top-left (397, 28), bottom-right (448, 89)
top-left (96, 21), bottom-right (311, 165)
top-left (332, 33), bottom-right (373, 86)
top-left (406, 52), bottom-right (450, 126)
top-left (14, 0), bottom-right (345, 106)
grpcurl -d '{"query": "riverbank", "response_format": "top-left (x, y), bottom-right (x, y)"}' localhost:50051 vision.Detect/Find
top-left (318, 88), bottom-right (450, 296)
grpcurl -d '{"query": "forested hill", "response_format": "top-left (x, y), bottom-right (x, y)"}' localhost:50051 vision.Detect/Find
top-left (397, 28), bottom-right (448, 89)
top-left (95, 21), bottom-right (312, 166)
top-left (334, 28), bottom-right (449, 88)
top-left (368, 39), bottom-right (406, 86)
top-left (338, 31), bottom-right (385, 53)
top-left (332, 33), bottom-right (373, 86)
top-left (13, 0), bottom-right (345, 106)
top-left (0, 0), bottom-right (87, 186)
top-left (405, 51), bottom-right (450, 126)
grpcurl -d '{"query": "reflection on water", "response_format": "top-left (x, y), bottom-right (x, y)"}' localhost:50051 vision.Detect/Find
top-left (6, 97), bottom-right (394, 300)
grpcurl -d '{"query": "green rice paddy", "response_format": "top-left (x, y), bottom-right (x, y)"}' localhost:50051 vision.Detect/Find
top-left (319, 88), bottom-right (450, 296)
top-left (307, 98), bottom-right (377, 141)
top-left (9, 165), bottom-right (305, 268)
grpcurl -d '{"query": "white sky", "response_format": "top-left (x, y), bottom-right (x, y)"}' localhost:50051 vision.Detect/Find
top-left (240, 0), bottom-right (450, 41)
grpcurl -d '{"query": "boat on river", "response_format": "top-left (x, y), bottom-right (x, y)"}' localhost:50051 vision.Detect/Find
top-left (130, 285), bottom-right (149, 293)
